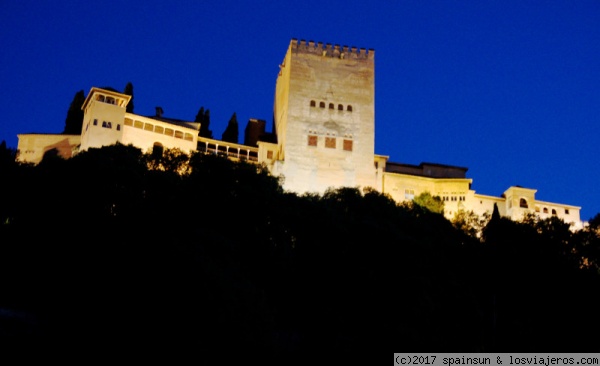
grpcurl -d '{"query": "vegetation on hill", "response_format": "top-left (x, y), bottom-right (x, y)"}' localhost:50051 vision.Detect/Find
top-left (0, 145), bottom-right (598, 360)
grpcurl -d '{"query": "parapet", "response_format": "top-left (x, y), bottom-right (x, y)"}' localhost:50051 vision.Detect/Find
top-left (290, 38), bottom-right (374, 60)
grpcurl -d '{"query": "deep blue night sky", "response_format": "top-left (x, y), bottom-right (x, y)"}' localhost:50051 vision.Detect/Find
top-left (1, 0), bottom-right (598, 220)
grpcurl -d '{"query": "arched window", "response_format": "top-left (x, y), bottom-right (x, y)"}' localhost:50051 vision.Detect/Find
top-left (329, 103), bottom-right (334, 109)
top-left (347, 105), bottom-right (353, 112)
top-left (319, 102), bottom-right (325, 108)
top-left (338, 104), bottom-right (343, 110)
top-left (551, 209), bottom-right (557, 216)
top-left (310, 100), bottom-right (316, 107)
top-left (519, 198), bottom-right (528, 208)
top-left (543, 207), bottom-right (549, 214)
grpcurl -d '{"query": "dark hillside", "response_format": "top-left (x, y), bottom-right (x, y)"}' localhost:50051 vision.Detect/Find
top-left (0, 144), bottom-right (598, 360)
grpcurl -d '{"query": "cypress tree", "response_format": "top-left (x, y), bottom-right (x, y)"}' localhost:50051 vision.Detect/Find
top-left (63, 90), bottom-right (85, 135)
top-left (123, 82), bottom-right (134, 113)
top-left (196, 107), bottom-right (213, 139)
top-left (222, 112), bottom-right (239, 143)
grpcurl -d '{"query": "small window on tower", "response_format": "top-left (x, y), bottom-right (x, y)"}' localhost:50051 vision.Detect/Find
top-left (329, 103), bottom-right (334, 109)
top-left (308, 135), bottom-right (317, 146)
top-left (343, 139), bottom-right (353, 151)
top-left (325, 137), bottom-right (336, 148)
top-left (338, 104), bottom-right (343, 111)
top-left (319, 102), bottom-right (325, 108)
top-left (310, 100), bottom-right (316, 107)
top-left (347, 105), bottom-right (353, 112)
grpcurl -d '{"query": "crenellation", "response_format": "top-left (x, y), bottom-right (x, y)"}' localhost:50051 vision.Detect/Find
top-left (333, 44), bottom-right (340, 57)
top-left (291, 39), bottom-right (374, 60)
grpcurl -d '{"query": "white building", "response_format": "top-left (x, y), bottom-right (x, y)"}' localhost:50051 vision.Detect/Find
top-left (16, 39), bottom-right (584, 230)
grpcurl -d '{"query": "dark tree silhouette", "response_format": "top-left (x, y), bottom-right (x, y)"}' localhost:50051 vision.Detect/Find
top-left (123, 82), bottom-right (134, 113)
top-left (0, 145), bottom-right (599, 358)
top-left (195, 107), bottom-right (213, 138)
top-left (588, 212), bottom-right (600, 230)
top-left (63, 90), bottom-right (85, 135)
top-left (222, 112), bottom-right (239, 143)
top-left (0, 140), bottom-right (16, 166)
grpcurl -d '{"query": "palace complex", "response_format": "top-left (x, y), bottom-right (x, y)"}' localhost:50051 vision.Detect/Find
top-left (16, 38), bottom-right (584, 229)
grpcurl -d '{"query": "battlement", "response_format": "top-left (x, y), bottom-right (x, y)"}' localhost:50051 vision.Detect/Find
top-left (290, 38), bottom-right (374, 60)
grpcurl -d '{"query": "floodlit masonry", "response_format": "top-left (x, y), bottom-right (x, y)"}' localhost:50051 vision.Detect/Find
top-left (16, 38), bottom-right (584, 229)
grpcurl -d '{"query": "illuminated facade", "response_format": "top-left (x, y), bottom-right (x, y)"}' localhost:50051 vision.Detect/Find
top-left (16, 38), bottom-right (584, 229)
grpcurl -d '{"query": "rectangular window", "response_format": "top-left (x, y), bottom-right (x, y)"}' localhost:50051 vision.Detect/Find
top-left (405, 189), bottom-right (415, 200)
top-left (144, 123), bottom-right (154, 131)
top-left (325, 137), bottom-right (336, 149)
top-left (134, 120), bottom-right (143, 129)
top-left (308, 135), bottom-right (317, 146)
top-left (116, 124), bottom-right (121, 131)
top-left (93, 119), bottom-right (98, 126)
top-left (124, 118), bottom-right (133, 126)
top-left (154, 126), bottom-right (164, 134)
top-left (164, 128), bottom-right (174, 137)
top-left (565, 209), bottom-right (570, 215)
top-left (267, 150), bottom-right (273, 159)
top-left (343, 139), bottom-right (353, 151)
top-left (102, 121), bottom-right (111, 129)
top-left (174, 130), bottom-right (183, 139)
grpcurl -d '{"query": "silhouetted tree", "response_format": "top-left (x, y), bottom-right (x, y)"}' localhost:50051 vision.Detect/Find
top-left (195, 107), bottom-right (213, 138)
top-left (588, 212), bottom-right (600, 231)
top-left (123, 82), bottom-right (134, 113)
top-left (63, 90), bottom-right (85, 134)
top-left (222, 112), bottom-right (239, 143)
top-left (1, 145), bottom-right (599, 356)
top-left (0, 140), bottom-right (16, 167)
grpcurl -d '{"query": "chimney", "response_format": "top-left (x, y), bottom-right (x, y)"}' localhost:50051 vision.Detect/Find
top-left (155, 107), bottom-right (163, 117)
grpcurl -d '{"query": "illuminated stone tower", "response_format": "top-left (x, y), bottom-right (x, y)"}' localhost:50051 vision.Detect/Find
top-left (270, 38), bottom-right (378, 194)
top-left (80, 87), bottom-right (131, 151)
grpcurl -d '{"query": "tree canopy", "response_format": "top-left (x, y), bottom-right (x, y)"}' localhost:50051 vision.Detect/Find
top-left (123, 82), bottom-right (134, 113)
top-left (0, 146), bottom-right (598, 359)
top-left (62, 90), bottom-right (85, 135)
top-left (195, 106), bottom-right (213, 138)
top-left (221, 112), bottom-right (239, 143)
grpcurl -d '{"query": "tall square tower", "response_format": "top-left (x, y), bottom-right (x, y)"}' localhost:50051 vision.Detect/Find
top-left (271, 39), bottom-right (377, 194)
